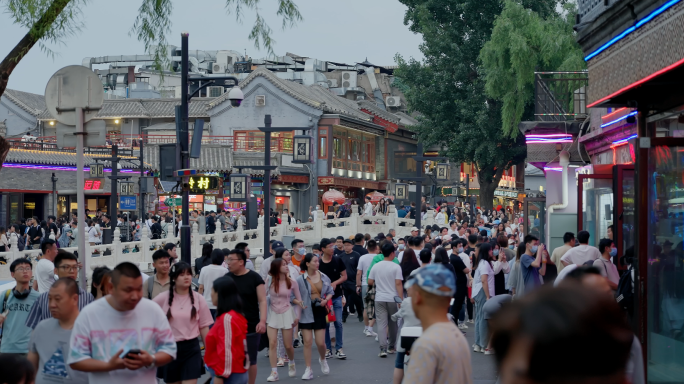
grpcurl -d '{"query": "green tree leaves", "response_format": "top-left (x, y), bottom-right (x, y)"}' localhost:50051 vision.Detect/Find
top-left (480, 0), bottom-right (585, 137)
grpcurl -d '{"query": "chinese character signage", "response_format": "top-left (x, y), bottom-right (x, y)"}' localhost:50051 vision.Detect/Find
top-left (84, 179), bottom-right (104, 191)
top-left (188, 176), bottom-right (219, 193)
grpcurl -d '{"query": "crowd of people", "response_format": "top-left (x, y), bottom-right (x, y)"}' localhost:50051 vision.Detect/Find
top-left (0, 200), bottom-right (643, 384)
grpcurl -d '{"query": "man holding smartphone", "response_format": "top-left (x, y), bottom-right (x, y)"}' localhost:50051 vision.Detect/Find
top-left (68, 262), bottom-right (176, 384)
top-left (520, 235), bottom-right (547, 295)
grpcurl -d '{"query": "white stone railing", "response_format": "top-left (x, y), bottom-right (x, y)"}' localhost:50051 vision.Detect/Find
top-left (0, 206), bottom-right (438, 284)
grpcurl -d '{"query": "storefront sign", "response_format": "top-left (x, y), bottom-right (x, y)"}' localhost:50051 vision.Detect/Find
top-left (84, 179), bottom-right (104, 191)
top-left (24, 202), bottom-right (36, 209)
top-left (164, 198), bottom-right (182, 207)
top-left (204, 189), bottom-right (220, 195)
top-left (279, 175), bottom-right (310, 183)
top-left (188, 177), bottom-right (219, 193)
top-left (494, 190), bottom-right (519, 198)
top-left (318, 176), bottom-right (384, 190)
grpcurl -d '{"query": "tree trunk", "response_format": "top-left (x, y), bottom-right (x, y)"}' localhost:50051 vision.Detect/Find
top-left (477, 166), bottom-right (504, 210)
top-left (0, 0), bottom-right (72, 170)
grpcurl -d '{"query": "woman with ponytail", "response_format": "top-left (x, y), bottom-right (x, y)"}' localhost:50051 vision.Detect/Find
top-left (153, 261), bottom-right (214, 384)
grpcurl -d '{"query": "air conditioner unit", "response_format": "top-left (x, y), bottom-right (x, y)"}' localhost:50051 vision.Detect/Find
top-left (386, 96), bottom-right (401, 108)
top-left (255, 95), bottom-right (266, 107)
top-left (341, 71), bottom-right (357, 88)
top-left (207, 86), bottom-right (225, 98)
top-left (212, 63), bottom-right (225, 73)
top-left (327, 79), bottom-right (338, 88)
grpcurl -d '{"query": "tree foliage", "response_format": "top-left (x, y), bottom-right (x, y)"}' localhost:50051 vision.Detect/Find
top-left (0, 0), bottom-right (302, 169)
top-left (480, 0), bottom-right (585, 138)
top-left (395, 0), bottom-right (558, 209)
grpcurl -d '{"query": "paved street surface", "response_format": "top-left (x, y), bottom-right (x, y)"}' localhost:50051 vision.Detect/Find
top-left (200, 318), bottom-right (498, 384)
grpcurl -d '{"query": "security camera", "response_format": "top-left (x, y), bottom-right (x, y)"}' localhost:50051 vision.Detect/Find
top-left (228, 87), bottom-right (244, 107)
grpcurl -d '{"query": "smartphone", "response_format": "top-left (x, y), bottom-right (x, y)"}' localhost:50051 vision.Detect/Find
top-left (119, 348), bottom-right (142, 359)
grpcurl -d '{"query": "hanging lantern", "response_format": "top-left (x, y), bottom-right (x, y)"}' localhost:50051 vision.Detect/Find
top-left (435, 162), bottom-right (450, 181)
top-left (395, 183), bottom-right (408, 200)
top-left (227, 173), bottom-right (250, 202)
top-left (292, 134), bottom-right (313, 164)
top-left (89, 162), bottom-right (104, 178)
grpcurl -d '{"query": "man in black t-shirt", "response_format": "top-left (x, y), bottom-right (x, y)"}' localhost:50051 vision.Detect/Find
top-left (339, 239), bottom-right (363, 323)
top-left (333, 236), bottom-right (345, 256)
top-left (449, 239), bottom-right (471, 329)
top-left (47, 215), bottom-right (59, 238)
top-left (226, 248), bottom-right (267, 384)
top-left (319, 238), bottom-right (348, 360)
top-left (352, 233), bottom-right (368, 256)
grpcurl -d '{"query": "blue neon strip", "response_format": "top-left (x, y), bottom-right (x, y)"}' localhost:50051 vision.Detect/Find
top-left (600, 111), bottom-right (638, 128)
top-left (584, 0), bottom-right (681, 61)
top-left (612, 134), bottom-right (638, 145)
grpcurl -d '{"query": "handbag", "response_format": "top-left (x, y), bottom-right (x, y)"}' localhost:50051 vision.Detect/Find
top-left (325, 300), bottom-right (336, 323)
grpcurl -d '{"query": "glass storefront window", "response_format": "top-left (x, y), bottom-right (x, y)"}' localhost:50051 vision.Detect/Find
top-left (647, 144), bottom-right (684, 382)
top-left (580, 176), bottom-right (614, 247)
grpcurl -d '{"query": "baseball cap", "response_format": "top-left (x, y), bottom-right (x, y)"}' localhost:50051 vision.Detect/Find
top-left (410, 227), bottom-right (419, 232)
top-left (405, 264), bottom-right (456, 297)
top-left (271, 240), bottom-right (285, 250)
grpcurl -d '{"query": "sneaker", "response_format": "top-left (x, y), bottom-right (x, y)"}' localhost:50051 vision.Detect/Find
top-left (458, 323), bottom-right (469, 329)
top-left (387, 348), bottom-right (396, 354)
top-left (319, 358), bottom-right (330, 375)
top-left (473, 344), bottom-right (482, 353)
top-left (301, 367), bottom-right (314, 380)
top-left (325, 349), bottom-right (333, 359)
top-left (277, 358), bottom-right (285, 367)
top-left (364, 329), bottom-right (372, 337)
top-left (282, 356), bottom-right (289, 363)
top-left (335, 349), bottom-right (347, 359)
top-left (484, 349), bottom-right (495, 355)
top-left (267, 371), bottom-right (279, 382)
top-left (468, 319), bottom-right (474, 323)
top-left (288, 362), bottom-right (296, 377)
top-left (293, 339), bottom-right (300, 348)
top-left (379, 349), bottom-right (388, 358)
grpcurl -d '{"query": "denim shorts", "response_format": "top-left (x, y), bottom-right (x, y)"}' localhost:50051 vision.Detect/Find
top-left (395, 351), bottom-right (406, 369)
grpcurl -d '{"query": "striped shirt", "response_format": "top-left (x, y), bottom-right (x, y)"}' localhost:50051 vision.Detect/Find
top-left (25, 286), bottom-right (94, 329)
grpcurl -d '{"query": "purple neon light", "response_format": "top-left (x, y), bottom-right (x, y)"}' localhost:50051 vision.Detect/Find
top-left (526, 139), bottom-right (573, 144)
top-left (526, 134), bottom-right (573, 138)
top-left (543, 167), bottom-right (563, 172)
top-left (2, 163), bottom-right (141, 173)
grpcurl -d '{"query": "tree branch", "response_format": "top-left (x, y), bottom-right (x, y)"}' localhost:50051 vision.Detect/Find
top-left (0, 0), bottom-right (72, 100)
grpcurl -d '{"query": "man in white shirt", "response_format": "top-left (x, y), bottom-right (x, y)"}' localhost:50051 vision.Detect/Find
top-left (34, 239), bottom-right (58, 292)
top-left (362, 196), bottom-right (373, 224)
top-left (356, 240), bottom-right (379, 337)
top-left (368, 242), bottom-right (403, 357)
top-left (561, 230), bottom-right (601, 267)
top-left (309, 205), bottom-right (320, 222)
top-left (447, 221), bottom-right (459, 236)
top-left (68, 262), bottom-right (176, 383)
top-left (593, 238), bottom-right (620, 290)
top-left (199, 249), bottom-right (229, 319)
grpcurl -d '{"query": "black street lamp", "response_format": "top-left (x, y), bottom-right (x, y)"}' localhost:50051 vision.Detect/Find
top-left (251, 115), bottom-right (312, 255)
top-left (227, 173), bottom-right (250, 202)
top-left (395, 183), bottom-right (408, 200)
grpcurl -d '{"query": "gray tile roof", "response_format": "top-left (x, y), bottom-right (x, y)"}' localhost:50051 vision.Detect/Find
top-left (207, 68), bottom-right (374, 123)
top-left (38, 98), bottom-right (212, 120)
top-left (393, 112), bottom-right (419, 126)
top-left (4, 148), bottom-right (141, 168)
top-left (357, 100), bottom-right (400, 124)
top-left (144, 145), bottom-right (233, 172)
top-left (4, 89), bottom-right (47, 116)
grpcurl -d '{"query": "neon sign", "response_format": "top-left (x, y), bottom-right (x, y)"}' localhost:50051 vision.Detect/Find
top-left (84, 179), bottom-right (103, 190)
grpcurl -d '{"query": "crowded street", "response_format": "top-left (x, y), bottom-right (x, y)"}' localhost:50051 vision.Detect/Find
top-left (2, 0), bottom-right (682, 383)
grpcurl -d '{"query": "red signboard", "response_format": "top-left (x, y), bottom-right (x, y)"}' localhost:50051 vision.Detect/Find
top-left (278, 175), bottom-right (309, 183)
top-left (84, 179), bottom-right (103, 190)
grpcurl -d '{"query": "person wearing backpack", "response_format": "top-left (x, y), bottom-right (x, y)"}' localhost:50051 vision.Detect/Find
top-left (593, 238), bottom-right (619, 291)
top-left (146, 250), bottom-right (172, 299)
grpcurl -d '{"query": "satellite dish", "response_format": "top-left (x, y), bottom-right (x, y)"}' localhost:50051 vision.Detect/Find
top-left (44, 65), bottom-right (104, 126)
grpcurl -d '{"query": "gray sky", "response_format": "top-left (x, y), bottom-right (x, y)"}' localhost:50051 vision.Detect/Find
top-left (1, 0), bottom-right (424, 95)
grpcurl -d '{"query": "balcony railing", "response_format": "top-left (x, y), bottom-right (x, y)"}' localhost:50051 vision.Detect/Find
top-left (534, 71), bottom-right (589, 122)
top-left (6, 134), bottom-right (294, 153)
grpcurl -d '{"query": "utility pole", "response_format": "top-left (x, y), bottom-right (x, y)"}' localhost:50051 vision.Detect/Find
top-left (138, 139), bottom-right (145, 225)
top-left (102, 145), bottom-right (129, 244)
top-left (179, 32), bottom-right (191, 263)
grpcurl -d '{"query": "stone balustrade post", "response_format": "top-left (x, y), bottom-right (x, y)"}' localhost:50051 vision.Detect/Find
top-left (10, 234), bottom-right (19, 262)
top-left (387, 205), bottom-right (397, 232)
top-left (141, 225), bottom-right (151, 263)
top-left (49, 230), bottom-right (56, 241)
top-left (191, 222), bottom-right (200, 263)
top-left (350, 204), bottom-right (359, 235)
top-left (112, 227), bottom-right (122, 264)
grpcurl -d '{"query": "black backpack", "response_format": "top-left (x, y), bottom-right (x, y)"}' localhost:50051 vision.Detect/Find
top-left (615, 265), bottom-right (634, 315)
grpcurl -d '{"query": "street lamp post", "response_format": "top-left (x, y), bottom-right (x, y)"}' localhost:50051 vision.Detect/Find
top-left (248, 115), bottom-right (312, 256)
top-left (178, 32), bottom-right (243, 263)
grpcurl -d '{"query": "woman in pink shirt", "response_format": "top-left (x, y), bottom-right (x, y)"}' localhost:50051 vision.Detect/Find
top-left (266, 258), bottom-right (304, 382)
top-left (154, 261), bottom-right (214, 384)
